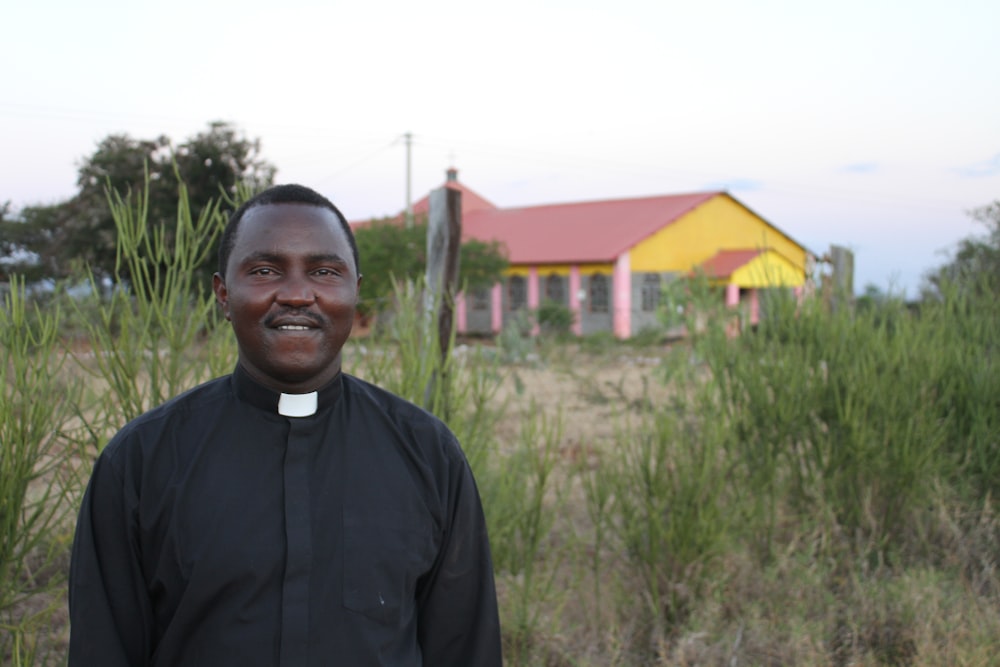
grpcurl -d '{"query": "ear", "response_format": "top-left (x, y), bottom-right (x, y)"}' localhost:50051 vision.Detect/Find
top-left (355, 274), bottom-right (363, 305)
top-left (213, 273), bottom-right (231, 321)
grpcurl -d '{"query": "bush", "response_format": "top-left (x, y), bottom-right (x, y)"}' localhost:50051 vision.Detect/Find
top-left (496, 311), bottom-right (536, 363)
top-left (534, 299), bottom-right (575, 337)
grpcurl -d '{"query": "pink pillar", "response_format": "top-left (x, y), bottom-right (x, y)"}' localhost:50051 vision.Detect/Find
top-left (527, 267), bottom-right (540, 336)
top-left (491, 283), bottom-right (503, 333)
top-left (455, 292), bottom-right (467, 334)
top-left (749, 288), bottom-right (760, 325)
top-left (569, 266), bottom-right (582, 336)
top-left (793, 285), bottom-right (804, 304)
top-left (613, 252), bottom-right (631, 339)
top-left (725, 283), bottom-right (740, 308)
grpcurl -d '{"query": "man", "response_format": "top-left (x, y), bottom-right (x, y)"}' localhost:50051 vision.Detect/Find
top-left (69, 184), bottom-right (503, 666)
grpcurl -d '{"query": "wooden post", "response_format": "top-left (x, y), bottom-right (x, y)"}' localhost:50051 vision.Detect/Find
top-left (423, 186), bottom-right (462, 411)
top-left (828, 244), bottom-right (855, 312)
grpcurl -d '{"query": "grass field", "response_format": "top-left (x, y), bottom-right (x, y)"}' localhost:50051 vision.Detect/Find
top-left (4, 276), bottom-right (1000, 666)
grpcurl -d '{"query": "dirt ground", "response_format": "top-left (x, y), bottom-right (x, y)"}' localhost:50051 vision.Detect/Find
top-left (488, 344), bottom-right (673, 452)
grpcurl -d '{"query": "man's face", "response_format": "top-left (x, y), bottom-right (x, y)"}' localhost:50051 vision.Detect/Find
top-left (213, 203), bottom-right (361, 393)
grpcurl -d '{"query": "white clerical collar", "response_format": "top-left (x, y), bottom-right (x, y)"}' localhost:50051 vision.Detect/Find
top-left (278, 391), bottom-right (318, 417)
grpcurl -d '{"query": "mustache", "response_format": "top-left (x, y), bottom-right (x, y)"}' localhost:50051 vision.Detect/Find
top-left (264, 308), bottom-right (327, 328)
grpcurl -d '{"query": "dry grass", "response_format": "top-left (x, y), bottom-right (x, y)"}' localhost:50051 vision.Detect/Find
top-left (11, 340), bottom-right (1000, 666)
top-left (468, 343), bottom-right (1000, 667)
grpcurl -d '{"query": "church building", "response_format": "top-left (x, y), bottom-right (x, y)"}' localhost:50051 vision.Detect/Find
top-left (374, 169), bottom-right (812, 339)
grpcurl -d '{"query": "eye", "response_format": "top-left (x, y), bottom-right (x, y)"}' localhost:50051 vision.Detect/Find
top-left (313, 267), bottom-right (341, 277)
top-left (250, 267), bottom-right (277, 276)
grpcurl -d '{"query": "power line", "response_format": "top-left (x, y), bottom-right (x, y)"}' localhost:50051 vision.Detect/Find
top-left (310, 139), bottom-right (399, 187)
top-left (413, 134), bottom-right (986, 213)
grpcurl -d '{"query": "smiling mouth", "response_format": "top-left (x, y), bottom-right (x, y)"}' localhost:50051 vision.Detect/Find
top-left (266, 309), bottom-right (325, 331)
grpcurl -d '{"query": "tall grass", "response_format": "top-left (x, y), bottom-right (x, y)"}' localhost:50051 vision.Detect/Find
top-left (588, 377), bottom-right (730, 636)
top-left (0, 278), bottom-right (81, 665)
top-left (695, 285), bottom-right (997, 565)
top-left (488, 402), bottom-right (566, 663)
top-left (72, 177), bottom-right (229, 421)
top-left (1, 181), bottom-right (238, 663)
top-left (69, 180), bottom-right (236, 454)
top-left (920, 281), bottom-right (1000, 503)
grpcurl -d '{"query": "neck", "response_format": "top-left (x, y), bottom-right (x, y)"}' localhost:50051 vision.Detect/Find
top-left (237, 357), bottom-right (342, 395)
top-left (231, 363), bottom-right (344, 416)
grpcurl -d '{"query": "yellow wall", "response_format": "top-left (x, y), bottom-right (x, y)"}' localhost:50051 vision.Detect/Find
top-left (728, 250), bottom-right (803, 287)
top-left (630, 194), bottom-right (808, 276)
top-left (575, 264), bottom-right (614, 276)
top-left (504, 263), bottom-right (613, 277)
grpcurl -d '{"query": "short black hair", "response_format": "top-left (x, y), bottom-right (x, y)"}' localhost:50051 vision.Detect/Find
top-left (218, 184), bottom-right (360, 279)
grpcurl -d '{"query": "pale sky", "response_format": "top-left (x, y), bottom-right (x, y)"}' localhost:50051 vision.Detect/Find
top-left (3, 0), bottom-right (998, 296)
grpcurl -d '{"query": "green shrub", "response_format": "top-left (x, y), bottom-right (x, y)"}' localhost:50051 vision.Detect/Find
top-left (535, 299), bottom-right (575, 336)
top-left (578, 330), bottom-right (618, 355)
top-left (496, 311), bottom-right (536, 364)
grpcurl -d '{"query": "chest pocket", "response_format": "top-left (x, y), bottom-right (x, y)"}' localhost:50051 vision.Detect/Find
top-left (342, 509), bottom-right (439, 626)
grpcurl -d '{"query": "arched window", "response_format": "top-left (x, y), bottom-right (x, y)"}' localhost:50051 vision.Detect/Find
top-left (470, 287), bottom-right (490, 311)
top-left (589, 273), bottom-right (609, 313)
top-left (641, 274), bottom-right (661, 312)
top-left (508, 276), bottom-right (527, 311)
top-left (544, 274), bottom-right (565, 304)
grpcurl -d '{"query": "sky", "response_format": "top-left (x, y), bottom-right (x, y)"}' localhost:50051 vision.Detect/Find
top-left (3, 0), bottom-right (998, 297)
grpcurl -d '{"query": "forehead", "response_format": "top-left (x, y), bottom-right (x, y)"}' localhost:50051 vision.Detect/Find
top-left (231, 203), bottom-right (352, 263)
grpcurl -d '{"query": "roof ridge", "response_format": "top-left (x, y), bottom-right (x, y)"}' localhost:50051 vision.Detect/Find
top-left (493, 190), bottom-right (723, 214)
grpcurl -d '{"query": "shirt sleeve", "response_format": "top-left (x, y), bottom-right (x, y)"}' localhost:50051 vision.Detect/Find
top-left (415, 448), bottom-right (503, 666)
top-left (68, 449), bottom-right (155, 667)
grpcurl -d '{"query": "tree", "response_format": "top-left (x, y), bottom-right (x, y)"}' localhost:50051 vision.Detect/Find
top-left (1, 122), bottom-right (275, 289)
top-left (354, 219), bottom-right (426, 316)
top-left (459, 238), bottom-right (509, 292)
top-left (58, 134), bottom-right (174, 285)
top-left (172, 121), bottom-right (275, 226)
top-left (922, 200), bottom-right (1000, 299)
top-left (0, 201), bottom-right (58, 285)
top-left (353, 216), bottom-right (508, 318)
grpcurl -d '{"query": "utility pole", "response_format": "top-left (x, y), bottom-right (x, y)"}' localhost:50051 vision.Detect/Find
top-left (404, 132), bottom-right (414, 229)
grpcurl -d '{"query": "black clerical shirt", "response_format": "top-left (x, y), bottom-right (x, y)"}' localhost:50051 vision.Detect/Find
top-left (68, 365), bottom-right (502, 666)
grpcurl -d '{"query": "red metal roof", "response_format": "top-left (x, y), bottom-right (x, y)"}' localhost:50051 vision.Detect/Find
top-left (346, 169), bottom-right (785, 265)
top-left (410, 179), bottom-right (498, 217)
top-left (462, 191), bottom-right (721, 264)
top-left (696, 249), bottom-right (765, 279)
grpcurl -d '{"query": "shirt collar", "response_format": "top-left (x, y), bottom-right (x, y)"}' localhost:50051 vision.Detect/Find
top-left (231, 364), bottom-right (343, 417)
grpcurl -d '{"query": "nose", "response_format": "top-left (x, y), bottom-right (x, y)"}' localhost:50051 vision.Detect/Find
top-left (276, 274), bottom-right (316, 307)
